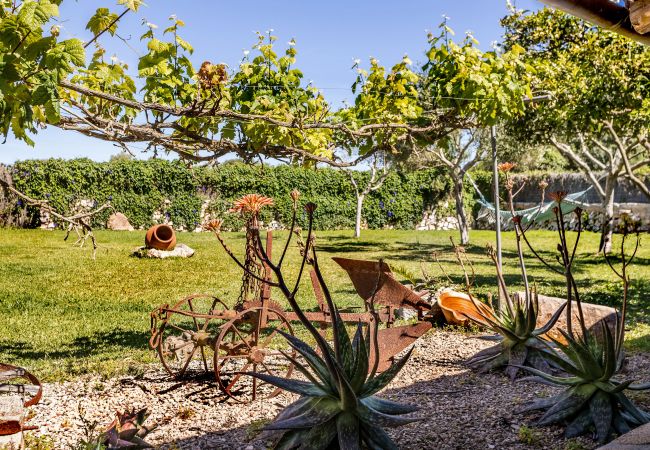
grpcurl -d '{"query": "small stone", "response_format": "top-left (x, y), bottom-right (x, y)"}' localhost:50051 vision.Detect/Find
top-left (132, 243), bottom-right (195, 259)
top-left (107, 212), bottom-right (134, 231)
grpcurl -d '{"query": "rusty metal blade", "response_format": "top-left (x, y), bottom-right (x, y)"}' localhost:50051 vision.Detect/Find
top-left (333, 257), bottom-right (429, 309)
top-left (370, 322), bottom-right (433, 372)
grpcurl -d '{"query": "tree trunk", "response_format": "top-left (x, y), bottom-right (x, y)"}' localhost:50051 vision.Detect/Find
top-left (354, 193), bottom-right (365, 238)
top-left (599, 176), bottom-right (617, 253)
top-left (452, 175), bottom-right (470, 245)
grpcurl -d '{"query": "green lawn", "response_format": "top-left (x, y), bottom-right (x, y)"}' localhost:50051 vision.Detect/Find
top-left (1, 228), bottom-right (648, 381)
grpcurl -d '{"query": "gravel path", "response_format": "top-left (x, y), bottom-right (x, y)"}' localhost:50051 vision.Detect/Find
top-left (28, 330), bottom-right (650, 450)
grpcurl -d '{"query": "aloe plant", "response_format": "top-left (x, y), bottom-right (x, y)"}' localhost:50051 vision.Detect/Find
top-left (466, 170), bottom-right (566, 380)
top-left (251, 309), bottom-right (419, 449)
top-left (519, 323), bottom-right (650, 442)
top-left (214, 194), bottom-right (419, 449)
top-left (81, 407), bottom-right (155, 449)
top-left (515, 197), bottom-right (650, 443)
top-left (467, 284), bottom-right (565, 380)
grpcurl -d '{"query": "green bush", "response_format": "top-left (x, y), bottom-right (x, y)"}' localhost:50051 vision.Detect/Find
top-left (8, 159), bottom-right (454, 230)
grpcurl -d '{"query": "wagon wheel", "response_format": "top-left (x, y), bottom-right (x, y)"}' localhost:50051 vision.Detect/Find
top-left (214, 306), bottom-right (296, 402)
top-left (155, 294), bottom-right (229, 379)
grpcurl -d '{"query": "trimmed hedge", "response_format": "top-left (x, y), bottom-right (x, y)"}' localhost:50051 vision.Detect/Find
top-left (8, 159), bottom-right (457, 230)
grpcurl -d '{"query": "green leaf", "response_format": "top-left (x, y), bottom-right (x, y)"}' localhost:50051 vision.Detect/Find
top-left (336, 412), bottom-right (360, 450)
top-left (564, 407), bottom-right (592, 438)
top-left (361, 396), bottom-right (418, 415)
top-left (264, 397), bottom-right (341, 430)
top-left (362, 346), bottom-right (414, 397)
top-left (360, 423), bottom-right (399, 450)
top-left (86, 8), bottom-right (119, 36)
top-left (243, 372), bottom-right (328, 397)
top-left (589, 390), bottom-right (613, 443)
top-left (117, 0), bottom-right (144, 12)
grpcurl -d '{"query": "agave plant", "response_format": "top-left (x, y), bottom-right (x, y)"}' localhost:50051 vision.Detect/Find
top-left (514, 197), bottom-right (650, 443)
top-left (465, 171), bottom-right (566, 380)
top-left (467, 284), bottom-right (565, 380)
top-left (519, 323), bottom-right (649, 443)
top-left (81, 407), bottom-right (155, 449)
top-left (214, 194), bottom-right (419, 449)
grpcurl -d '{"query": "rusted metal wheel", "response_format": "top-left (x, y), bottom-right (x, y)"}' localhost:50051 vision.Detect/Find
top-left (154, 294), bottom-right (229, 379)
top-left (214, 306), bottom-right (295, 402)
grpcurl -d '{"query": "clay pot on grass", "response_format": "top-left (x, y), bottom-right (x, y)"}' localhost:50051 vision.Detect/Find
top-left (145, 224), bottom-right (176, 251)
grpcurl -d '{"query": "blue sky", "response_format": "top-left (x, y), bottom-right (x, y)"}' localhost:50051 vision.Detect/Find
top-left (0, 0), bottom-right (543, 164)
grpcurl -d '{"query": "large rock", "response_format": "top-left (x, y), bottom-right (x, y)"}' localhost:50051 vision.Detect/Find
top-left (107, 212), bottom-right (134, 231)
top-left (132, 243), bottom-right (194, 259)
top-left (598, 422), bottom-right (650, 449)
top-left (0, 396), bottom-right (23, 448)
top-left (515, 292), bottom-right (619, 342)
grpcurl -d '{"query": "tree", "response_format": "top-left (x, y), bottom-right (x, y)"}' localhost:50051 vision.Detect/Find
top-left (501, 7), bottom-right (650, 252)
top-left (409, 129), bottom-right (486, 245)
top-left (411, 24), bottom-right (532, 245)
top-left (346, 155), bottom-right (391, 238)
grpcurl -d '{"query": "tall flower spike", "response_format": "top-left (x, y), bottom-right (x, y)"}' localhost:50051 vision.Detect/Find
top-left (290, 189), bottom-right (300, 205)
top-left (304, 202), bottom-right (317, 215)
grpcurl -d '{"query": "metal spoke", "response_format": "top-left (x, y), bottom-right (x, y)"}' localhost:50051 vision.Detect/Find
top-left (168, 323), bottom-right (192, 334)
top-left (232, 326), bottom-right (254, 350)
top-left (177, 344), bottom-right (198, 378)
top-left (187, 298), bottom-right (201, 331)
top-left (225, 362), bottom-right (251, 393)
top-left (199, 345), bottom-right (209, 373)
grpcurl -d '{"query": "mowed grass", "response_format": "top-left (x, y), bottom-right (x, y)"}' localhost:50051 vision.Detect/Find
top-left (1, 228), bottom-right (649, 381)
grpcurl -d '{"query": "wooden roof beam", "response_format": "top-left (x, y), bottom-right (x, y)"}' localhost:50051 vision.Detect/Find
top-left (540, 0), bottom-right (650, 45)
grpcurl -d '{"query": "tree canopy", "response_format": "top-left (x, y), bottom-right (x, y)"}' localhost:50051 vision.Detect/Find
top-left (0, 1), bottom-right (532, 166)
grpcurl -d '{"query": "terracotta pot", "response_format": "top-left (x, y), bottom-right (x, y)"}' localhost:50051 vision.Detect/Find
top-left (145, 224), bottom-right (176, 251)
top-left (437, 290), bottom-right (494, 327)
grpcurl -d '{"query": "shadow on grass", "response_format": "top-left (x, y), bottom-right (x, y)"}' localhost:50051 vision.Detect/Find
top-left (0, 328), bottom-right (150, 361)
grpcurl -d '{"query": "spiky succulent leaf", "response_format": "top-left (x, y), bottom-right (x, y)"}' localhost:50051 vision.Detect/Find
top-left (248, 303), bottom-right (419, 449)
top-left (361, 346), bottom-right (414, 397)
top-left (519, 323), bottom-right (650, 444)
top-left (467, 289), bottom-right (565, 378)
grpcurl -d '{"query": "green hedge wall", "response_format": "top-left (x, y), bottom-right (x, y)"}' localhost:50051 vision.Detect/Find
top-left (8, 159), bottom-right (458, 230)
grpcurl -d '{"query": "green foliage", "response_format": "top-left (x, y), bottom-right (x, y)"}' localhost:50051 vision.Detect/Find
top-left (9, 159), bottom-right (452, 230)
top-left (517, 424), bottom-right (540, 445)
top-left (500, 7), bottom-right (650, 143)
top-left (420, 22), bottom-right (532, 127)
top-left (467, 289), bottom-right (566, 380)
top-left (0, 0), bottom-right (85, 143)
top-left (520, 324), bottom-right (650, 443)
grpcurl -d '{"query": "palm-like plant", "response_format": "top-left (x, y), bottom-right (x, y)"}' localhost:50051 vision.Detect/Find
top-left (519, 323), bottom-right (649, 443)
top-left (515, 199), bottom-right (650, 443)
top-left (467, 283), bottom-right (565, 380)
top-left (467, 172), bottom-right (566, 380)
top-left (214, 193), bottom-right (419, 449)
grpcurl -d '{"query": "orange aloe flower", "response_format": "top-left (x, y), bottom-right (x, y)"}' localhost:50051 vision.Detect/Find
top-left (229, 194), bottom-right (274, 214)
top-left (548, 191), bottom-right (568, 203)
top-left (497, 162), bottom-right (517, 173)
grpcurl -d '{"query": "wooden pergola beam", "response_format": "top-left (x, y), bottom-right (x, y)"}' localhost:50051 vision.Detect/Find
top-left (540, 0), bottom-right (650, 45)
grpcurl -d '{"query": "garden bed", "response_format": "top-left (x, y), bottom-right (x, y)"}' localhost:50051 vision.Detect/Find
top-left (28, 329), bottom-right (650, 449)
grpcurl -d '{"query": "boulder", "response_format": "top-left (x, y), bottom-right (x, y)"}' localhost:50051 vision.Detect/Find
top-left (515, 292), bottom-right (619, 342)
top-left (598, 422), bottom-right (650, 449)
top-left (0, 396), bottom-right (23, 448)
top-left (132, 243), bottom-right (194, 259)
top-left (107, 212), bottom-right (134, 231)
